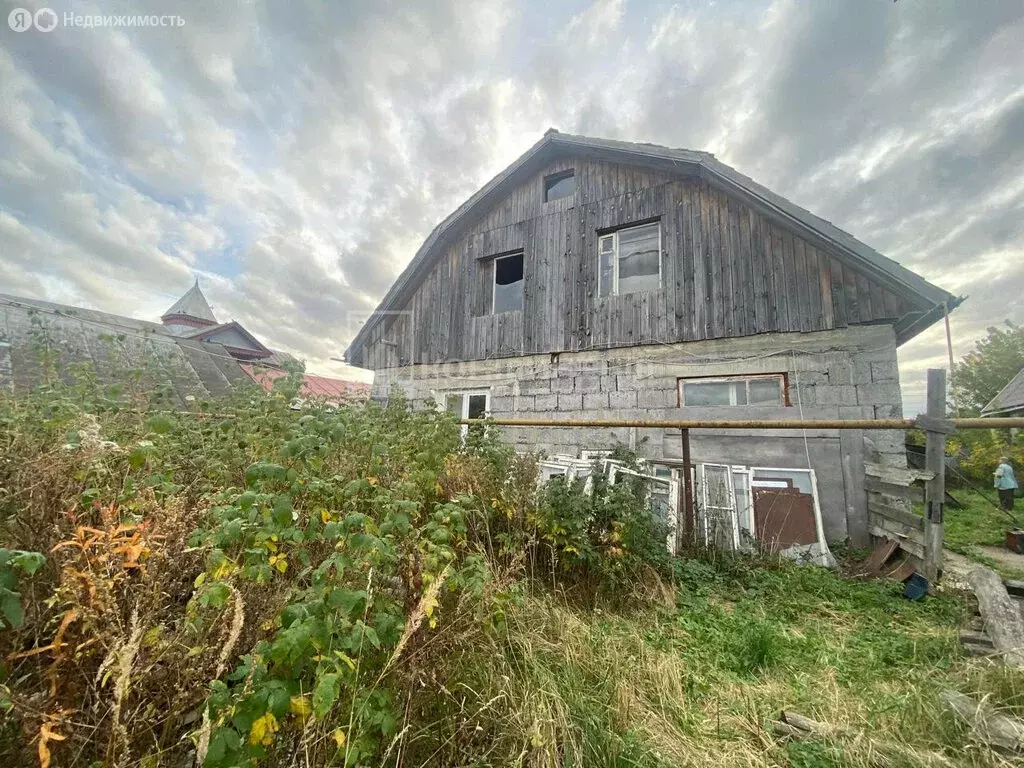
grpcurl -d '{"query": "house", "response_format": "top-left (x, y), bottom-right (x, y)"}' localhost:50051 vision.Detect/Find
top-left (0, 282), bottom-right (369, 405)
top-left (344, 130), bottom-right (961, 545)
top-left (982, 367), bottom-right (1024, 418)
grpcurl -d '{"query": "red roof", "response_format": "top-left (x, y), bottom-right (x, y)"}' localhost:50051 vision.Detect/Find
top-left (240, 364), bottom-right (371, 403)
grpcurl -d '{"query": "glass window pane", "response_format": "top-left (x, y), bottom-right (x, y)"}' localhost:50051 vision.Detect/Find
top-left (616, 223), bottom-right (660, 294)
top-left (683, 381), bottom-right (732, 406)
top-left (445, 394), bottom-right (463, 415)
top-left (599, 237), bottom-right (614, 297)
top-left (467, 394), bottom-right (488, 419)
top-left (748, 377), bottom-right (782, 405)
top-left (544, 171), bottom-right (575, 202)
top-left (732, 381), bottom-right (747, 405)
top-left (493, 254), bottom-right (524, 313)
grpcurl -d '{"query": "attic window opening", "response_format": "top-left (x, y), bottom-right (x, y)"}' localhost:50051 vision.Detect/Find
top-left (543, 170), bottom-right (575, 202)
top-left (598, 221), bottom-right (661, 297)
top-left (492, 252), bottom-right (524, 313)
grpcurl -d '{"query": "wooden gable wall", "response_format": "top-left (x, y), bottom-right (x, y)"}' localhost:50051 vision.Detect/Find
top-left (357, 156), bottom-right (923, 369)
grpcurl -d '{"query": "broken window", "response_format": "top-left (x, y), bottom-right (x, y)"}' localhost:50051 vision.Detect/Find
top-left (492, 252), bottom-right (524, 313)
top-left (543, 169), bottom-right (575, 202)
top-left (598, 221), bottom-right (661, 297)
top-left (679, 374), bottom-right (786, 407)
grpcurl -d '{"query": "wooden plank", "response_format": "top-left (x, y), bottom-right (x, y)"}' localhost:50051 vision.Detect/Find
top-left (843, 261), bottom-right (861, 324)
top-left (868, 500), bottom-right (925, 530)
top-left (819, 251), bottom-right (835, 328)
top-left (865, 476), bottom-right (924, 502)
top-left (840, 429), bottom-right (869, 546)
top-left (680, 183), bottom-right (696, 339)
top-left (829, 258), bottom-right (847, 327)
top-left (738, 205), bottom-right (756, 336)
top-left (923, 368), bottom-right (947, 582)
top-left (865, 461), bottom-right (935, 484)
top-left (870, 525), bottom-right (925, 558)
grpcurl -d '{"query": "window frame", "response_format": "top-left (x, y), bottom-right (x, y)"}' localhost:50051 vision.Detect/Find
top-left (491, 251), bottom-right (524, 314)
top-left (597, 220), bottom-right (662, 297)
top-left (439, 390), bottom-right (491, 439)
top-left (543, 169), bottom-right (576, 203)
top-left (677, 373), bottom-right (789, 407)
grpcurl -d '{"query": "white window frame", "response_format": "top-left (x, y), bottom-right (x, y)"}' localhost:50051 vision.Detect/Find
top-left (491, 252), bottom-right (524, 314)
top-left (598, 221), bottom-right (662, 297)
top-left (678, 374), bottom-right (787, 407)
top-left (437, 390), bottom-right (490, 439)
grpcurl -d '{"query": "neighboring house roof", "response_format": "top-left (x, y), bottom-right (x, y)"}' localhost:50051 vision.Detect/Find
top-left (184, 321), bottom-right (272, 359)
top-left (345, 129), bottom-right (962, 362)
top-left (0, 293), bottom-right (250, 402)
top-left (239, 364), bottom-right (370, 403)
top-left (161, 279), bottom-right (217, 324)
top-left (982, 367), bottom-right (1024, 416)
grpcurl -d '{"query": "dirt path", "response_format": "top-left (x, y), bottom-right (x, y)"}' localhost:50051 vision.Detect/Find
top-left (975, 545), bottom-right (1024, 576)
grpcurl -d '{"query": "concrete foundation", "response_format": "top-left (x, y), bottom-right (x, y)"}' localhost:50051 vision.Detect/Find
top-left (372, 326), bottom-right (907, 542)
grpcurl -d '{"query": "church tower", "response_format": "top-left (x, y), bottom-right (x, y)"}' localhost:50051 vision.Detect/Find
top-left (160, 279), bottom-right (218, 336)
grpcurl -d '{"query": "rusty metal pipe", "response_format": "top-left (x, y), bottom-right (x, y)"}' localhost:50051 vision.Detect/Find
top-left (459, 416), bottom-right (1024, 431)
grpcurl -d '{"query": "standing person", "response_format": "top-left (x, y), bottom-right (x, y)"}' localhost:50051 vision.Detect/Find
top-left (995, 456), bottom-right (1019, 512)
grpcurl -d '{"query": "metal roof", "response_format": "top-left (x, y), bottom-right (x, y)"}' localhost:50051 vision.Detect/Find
top-left (161, 280), bottom-right (217, 323)
top-left (240, 364), bottom-right (370, 403)
top-left (345, 130), bottom-right (961, 361)
top-left (982, 367), bottom-right (1024, 416)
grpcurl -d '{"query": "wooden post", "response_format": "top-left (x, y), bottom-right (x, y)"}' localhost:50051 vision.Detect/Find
top-left (681, 428), bottom-right (695, 542)
top-left (922, 368), bottom-right (949, 582)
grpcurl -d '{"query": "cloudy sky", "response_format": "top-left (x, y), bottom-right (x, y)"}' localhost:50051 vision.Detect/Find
top-left (1, 0), bottom-right (1022, 412)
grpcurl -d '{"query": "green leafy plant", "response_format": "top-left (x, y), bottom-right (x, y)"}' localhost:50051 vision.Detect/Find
top-left (0, 549), bottom-right (45, 628)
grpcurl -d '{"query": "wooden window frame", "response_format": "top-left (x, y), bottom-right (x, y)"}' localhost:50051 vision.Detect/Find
top-left (543, 169), bottom-right (575, 203)
top-left (677, 373), bottom-right (790, 407)
top-left (491, 251), bottom-right (524, 314)
top-left (597, 220), bottom-right (662, 297)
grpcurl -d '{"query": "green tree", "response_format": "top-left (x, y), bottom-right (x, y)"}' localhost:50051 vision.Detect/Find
top-left (952, 321), bottom-right (1024, 415)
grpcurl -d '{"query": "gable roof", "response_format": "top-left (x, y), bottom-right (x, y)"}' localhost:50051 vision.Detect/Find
top-left (184, 321), bottom-right (272, 357)
top-left (162, 280), bottom-right (217, 323)
top-left (345, 130), bottom-right (962, 361)
top-left (982, 367), bottom-right (1024, 416)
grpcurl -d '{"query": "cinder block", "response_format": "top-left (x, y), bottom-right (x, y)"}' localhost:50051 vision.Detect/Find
top-left (792, 385), bottom-right (816, 406)
top-left (609, 390), bottom-right (638, 408)
top-left (574, 375), bottom-right (602, 394)
top-left (856, 382), bottom-right (901, 406)
top-left (827, 362), bottom-right (853, 385)
top-left (490, 395), bottom-right (514, 413)
top-left (583, 392), bottom-right (609, 410)
top-left (839, 405), bottom-right (873, 419)
top-left (643, 389), bottom-right (680, 409)
top-left (815, 385), bottom-right (858, 406)
top-left (519, 379), bottom-right (552, 395)
top-left (558, 394), bottom-right (583, 411)
top-left (514, 395), bottom-right (535, 412)
top-left (600, 375), bottom-right (618, 392)
top-left (534, 394), bottom-right (558, 411)
top-left (871, 362), bottom-right (899, 382)
top-left (551, 377), bottom-right (575, 394)
top-left (852, 360), bottom-right (874, 385)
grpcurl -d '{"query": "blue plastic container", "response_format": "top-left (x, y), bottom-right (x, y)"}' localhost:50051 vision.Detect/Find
top-left (903, 572), bottom-right (928, 601)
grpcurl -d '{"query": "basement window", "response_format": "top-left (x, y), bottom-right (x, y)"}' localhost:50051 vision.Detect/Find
top-left (543, 170), bottom-right (575, 202)
top-left (492, 252), bottom-right (524, 313)
top-left (598, 221), bottom-right (661, 297)
top-left (679, 374), bottom-right (787, 407)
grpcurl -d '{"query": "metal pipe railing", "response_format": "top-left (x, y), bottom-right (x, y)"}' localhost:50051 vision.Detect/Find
top-left (460, 416), bottom-right (1024, 431)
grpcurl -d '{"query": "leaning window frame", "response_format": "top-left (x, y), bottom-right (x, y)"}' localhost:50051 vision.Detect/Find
top-left (677, 373), bottom-right (788, 407)
top-left (491, 251), bottom-right (524, 314)
top-left (597, 220), bottom-right (662, 297)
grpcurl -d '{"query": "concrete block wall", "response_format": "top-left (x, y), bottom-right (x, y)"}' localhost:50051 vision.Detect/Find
top-left (372, 326), bottom-right (906, 542)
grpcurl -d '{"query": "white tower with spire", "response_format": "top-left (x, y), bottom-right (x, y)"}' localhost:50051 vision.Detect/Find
top-left (160, 279), bottom-right (218, 336)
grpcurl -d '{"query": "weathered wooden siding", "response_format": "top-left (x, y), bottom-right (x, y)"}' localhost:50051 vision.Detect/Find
top-left (359, 157), bottom-right (921, 369)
